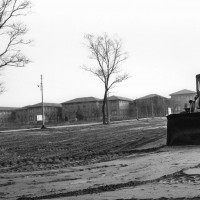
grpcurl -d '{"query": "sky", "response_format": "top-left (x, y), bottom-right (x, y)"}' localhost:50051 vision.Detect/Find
top-left (1, 0), bottom-right (200, 107)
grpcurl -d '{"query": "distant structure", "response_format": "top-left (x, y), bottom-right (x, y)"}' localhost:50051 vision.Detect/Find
top-left (1, 90), bottom-right (197, 128)
top-left (130, 94), bottom-right (170, 118)
top-left (62, 97), bottom-right (101, 122)
top-left (170, 89), bottom-right (196, 114)
top-left (61, 96), bottom-right (133, 122)
top-left (0, 107), bottom-right (18, 127)
top-left (105, 96), bottom-right (133, 120)
top-left (15, 103), bottom-right (62, 125)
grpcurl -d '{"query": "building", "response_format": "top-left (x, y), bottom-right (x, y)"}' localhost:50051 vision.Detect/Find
top-left (130, 94), bottom-right (170, 118)
top-left (62, 97), bottom-right (101, 121)
top-left (0, 107), bottom-right (17, 126)
top-left (62, 95), bottom-right (133, 121)
top-left (170, 89), bottom-right (196, 114)
top-left (15, 103), bottom-right (62, 124)
top-left (104, 96), bottom-right (133, 120)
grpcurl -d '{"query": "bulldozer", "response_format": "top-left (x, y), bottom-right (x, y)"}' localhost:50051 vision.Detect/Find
top-left (167, 74), bottom-right (200, 145)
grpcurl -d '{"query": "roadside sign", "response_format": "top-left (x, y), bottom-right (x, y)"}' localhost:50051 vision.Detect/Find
top-left (37, 115), bottom-right (43, 121)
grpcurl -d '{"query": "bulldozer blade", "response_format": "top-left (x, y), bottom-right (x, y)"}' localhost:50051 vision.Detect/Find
top-left (167, 112), bottom-right (200, 145)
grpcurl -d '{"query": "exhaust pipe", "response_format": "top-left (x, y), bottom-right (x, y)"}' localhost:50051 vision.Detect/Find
top-left (196, 74), bottom-right (200, 109)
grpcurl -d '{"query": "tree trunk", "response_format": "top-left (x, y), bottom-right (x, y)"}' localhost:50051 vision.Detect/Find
top-left (102, 91), bottom-right (106, 124)
top-left (106, 93), bottom-right (110, 124)
top-left (102, 88), bottom-right (110, 124)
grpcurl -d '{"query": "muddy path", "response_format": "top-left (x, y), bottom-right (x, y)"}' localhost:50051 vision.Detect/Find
top-left (10, 118), bottom-right (200, 200)
top-left (8, 146), bottom-right (200, 200)
top-left (2, 118), bottom-right (200, 199)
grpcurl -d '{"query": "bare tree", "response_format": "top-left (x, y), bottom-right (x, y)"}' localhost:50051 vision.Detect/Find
top-left (0, 0), bottom-right (32, 92)
top-left (83, 33), bottom-right (129, 124)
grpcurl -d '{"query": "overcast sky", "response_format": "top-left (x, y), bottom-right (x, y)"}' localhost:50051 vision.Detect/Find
top-left (1, 0), bottom-right (200, 107)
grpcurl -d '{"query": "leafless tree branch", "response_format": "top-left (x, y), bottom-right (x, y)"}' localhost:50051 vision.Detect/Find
top-left (82, 33), bottom-right (130, 124)
top-left (0, 0), bottom-right (32, 93)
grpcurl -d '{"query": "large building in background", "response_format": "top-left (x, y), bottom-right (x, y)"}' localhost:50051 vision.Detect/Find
top-left (1, 89), bottom-right (197, 127)
top-left (105, 96), bottom-right (133, 120)
top-left (62, 96), bottom-right (133, 121)
top-left (62, 97), bottom-right (101, 121)
top-left (170, 89), bottom-right (196, 114)
top-left (0, 107), bottom-right (18, 127)
top-left (130, 94), bottom-right (170, 119)
top-left (15, 103), bottom-right (62, 125)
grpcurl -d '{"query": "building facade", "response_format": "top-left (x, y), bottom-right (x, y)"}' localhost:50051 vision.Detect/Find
top-left (3, 90), bottom-right (192, 127)
top-left (170, 89), bottom-right (196, 114)
top-left (0, 107), bottom-right (17, 126)
top-left (15, 103), bottom-right (62, 124)
top-left (62, 96), bottom-right (133, 121)
top-left (104, 96), bottom-right (133, 120)
top-left (62, 97), bottom-right (101, 121)
top-left (130, 94), bottom-right (170, 118)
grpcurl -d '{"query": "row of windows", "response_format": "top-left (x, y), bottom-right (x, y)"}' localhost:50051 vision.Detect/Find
top-left (0, 118), bottom-right (10, 122)
top-left (64, 104), bottom-right (98, 110)
top-left (0, 112), bottom-right (11, 115)
top-left (28, 107), bottom-right (58, 113)
top-left (15, 112), bottom-right (58, 121)
top-left (175, 106), bottom-right (181, 111)
top-left (111, 110), bottom-right (128, 116)
top-left (173, 95), bottom-right (195, 102)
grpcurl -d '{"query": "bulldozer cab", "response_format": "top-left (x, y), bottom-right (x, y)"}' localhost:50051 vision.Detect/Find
top-left (167, 74), bottom-right (200, 145)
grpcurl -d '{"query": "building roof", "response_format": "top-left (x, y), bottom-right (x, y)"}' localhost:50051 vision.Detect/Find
top-left (170, 89), bottom-right (196, 96)
top-left (107, 95), bottom-right (133, 101)
top-left (138, 94), bottom-right (168, 100)
top-left (62, 97), bottom-right (100, 104)
top-left (0, 107), bottom-right (18, 111)
top-left (25, 102), bottom-right (62, 108)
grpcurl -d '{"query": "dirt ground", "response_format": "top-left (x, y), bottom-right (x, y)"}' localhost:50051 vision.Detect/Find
top-left (1, 118), bottom-right (200, 200)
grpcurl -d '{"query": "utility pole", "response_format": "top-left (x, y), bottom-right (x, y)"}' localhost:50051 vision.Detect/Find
top-left (163, 99), bottom-right (166, 116)
top-left (135, 98), bottom-right (139, 120)
top-left (151, 102), bottom-right (154, 119)
top-left (40, 75), bottom-right (45, 129)
top-left (146, 101), bottom-right (148, 121)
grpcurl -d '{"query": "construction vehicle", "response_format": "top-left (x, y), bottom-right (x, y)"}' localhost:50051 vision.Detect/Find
top-left (167, 74), bottom-right (200, 145)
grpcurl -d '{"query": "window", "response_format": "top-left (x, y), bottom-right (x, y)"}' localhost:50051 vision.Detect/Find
top-left (111, 111), bottom-right (117, 116)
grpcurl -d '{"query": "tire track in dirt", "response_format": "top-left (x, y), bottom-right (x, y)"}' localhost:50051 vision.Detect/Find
top-left (0, 119), bottom-right (167, 173)
top-left (16, 169), bottom-right (200, 200)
